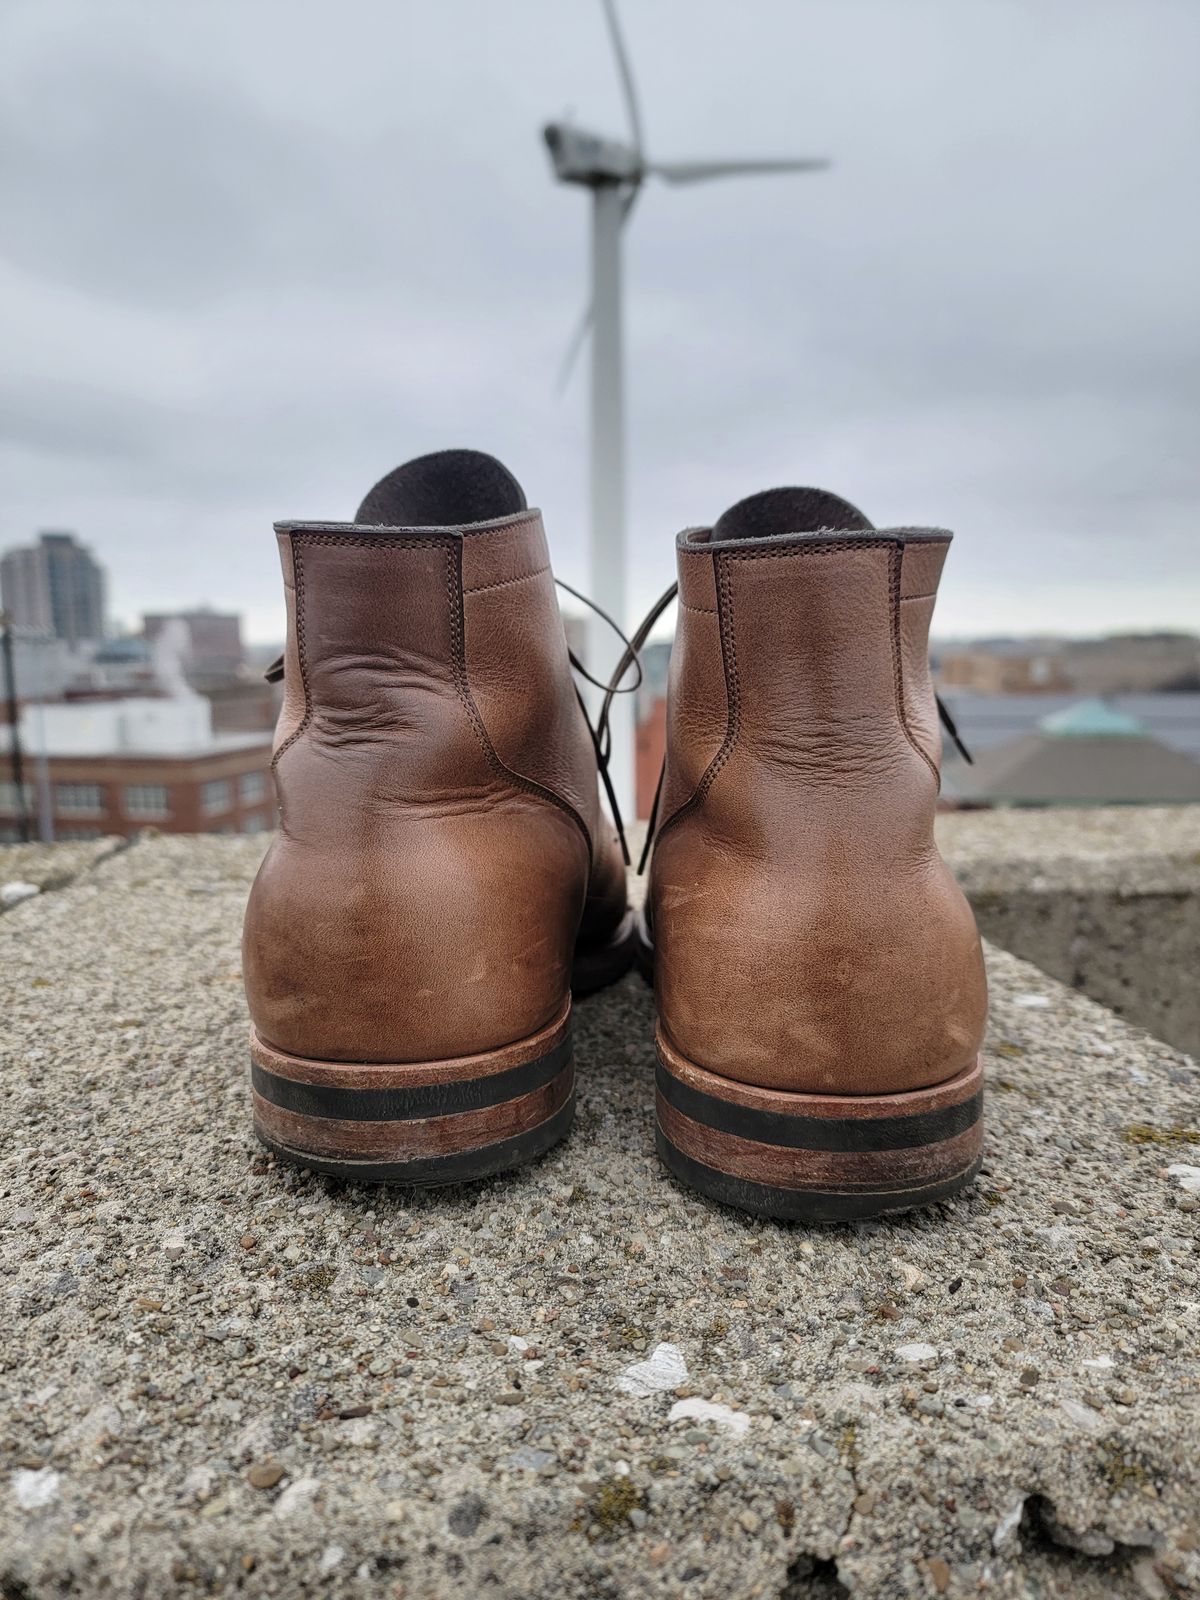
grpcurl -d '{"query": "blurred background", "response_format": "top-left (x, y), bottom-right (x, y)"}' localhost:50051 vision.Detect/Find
top-left (2, 0), bottom-right (1198, 841)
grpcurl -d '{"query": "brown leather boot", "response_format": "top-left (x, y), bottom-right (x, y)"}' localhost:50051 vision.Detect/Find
top-left (639, 488), bottom-right (988, 1222)
top-left (243, 450), bottom-right (635, 1184)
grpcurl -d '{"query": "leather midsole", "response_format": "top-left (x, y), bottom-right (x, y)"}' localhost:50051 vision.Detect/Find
top-left (249, 1003), bottom-right (574, 1163)
top-left (250, 997), bottom-right (571, 1087)
top-left (655, 1030), bottom-right (984, 1194)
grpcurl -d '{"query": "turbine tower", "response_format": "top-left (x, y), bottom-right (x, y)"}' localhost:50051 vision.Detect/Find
top-left (543, 0), bottom-right (830, 820)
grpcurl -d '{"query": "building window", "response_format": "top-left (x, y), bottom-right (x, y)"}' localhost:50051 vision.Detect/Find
top-left (56, 782), bottom-right (103, 816)
top-left (0, 781), bottom-right (34, 815)
top-left (239, 770), bottom-right (268, 804)
top-left (242, 811), bottom-right (270, 834)
top-left (200, 779), bottom-right (231, 815)
top-left (124, 783), bottom-right (169, 820)
top-left (58, 826), bottom-right (103, 841)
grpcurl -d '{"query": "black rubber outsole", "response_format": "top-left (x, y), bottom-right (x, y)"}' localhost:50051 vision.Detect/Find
top-left (657, 1129), bottom-right (983, 1223)
top-left (256, 1094), bottom-right (576, 1188)
top-left (252, 1037), bottom-right (572, 1123)
top-left (656, 1060), bottom-right (983, 1154)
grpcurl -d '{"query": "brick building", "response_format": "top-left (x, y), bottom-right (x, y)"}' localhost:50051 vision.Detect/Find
top-left (636, 696), bottom-right (667, 821)
top-left (1, 695), bottom-right (273, 843)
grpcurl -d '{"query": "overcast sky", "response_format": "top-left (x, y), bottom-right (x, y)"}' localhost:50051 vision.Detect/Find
top-left (1, 0), bottom-right (1197, 643)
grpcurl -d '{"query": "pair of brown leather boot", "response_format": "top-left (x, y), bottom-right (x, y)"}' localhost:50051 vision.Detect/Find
top-left (243, 451), bottom-right (987, 1222)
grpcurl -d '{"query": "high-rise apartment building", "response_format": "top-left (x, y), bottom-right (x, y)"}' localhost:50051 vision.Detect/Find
top-left (0, 531), bottom-right (106, 645)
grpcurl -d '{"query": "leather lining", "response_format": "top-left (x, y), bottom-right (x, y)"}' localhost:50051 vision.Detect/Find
top-left (354, 449), bottom-right (527, 528)
top-left (712, 486), bottom-right (873, 541)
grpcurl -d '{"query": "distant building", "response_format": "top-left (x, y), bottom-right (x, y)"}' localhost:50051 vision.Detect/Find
top-left (935, 632), bottom-right (1200, 696)
top-left (631, 673), bottom-right (1200, 817)
top-left (75, 636), bottom-right (159, 695)
top-left (0, 546), bottom-right (51, 633)
top-left (0, 695), bottom-right (273, 843)
top-left (947, 699), bottom-right (1200, 807)
top-left (634, 640), bottom-right (673, 819)
top-left (1062, 633), bottom-right (1200, 694)
top-left (938, 690), bottom-right (1200, 766)
top-left (0, 532), bottom-right (106, 646)
top-left (0, 626), bottom-right (84, 703)
top-left (636, 695), bottom-right (667, 821)
top-left (936, 644), bottom-right (1072, 694)
top-left (636, 640), bottom-right (672, 715)
top-left (202, 678), bottom-right (280, 736)
top-left (142, 609), bottom-right (244, 681)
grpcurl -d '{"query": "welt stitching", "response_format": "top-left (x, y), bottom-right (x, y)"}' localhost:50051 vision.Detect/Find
top-left (653, 552), bottom-right (740, 844)
top-left (723, 538), bottom-right (887, 561)
top-left (890, 544), bottom-right (940, 789)
top-left (446, 544), bottom-right (593, 857)
top-left (270, 534), bottom-right (591, 854)
top-left (463, 564), bottom-right (550, 595)
top-left (706, 553), bottom-right (743, 797)
top-left (284, 533), bottom-right (447, 550)
top-left (271, 543), bottom-right (311, 772)
top-left (272, 532), bottom-right (443, 768)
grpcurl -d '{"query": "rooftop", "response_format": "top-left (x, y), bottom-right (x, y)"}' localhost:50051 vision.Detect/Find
top-left (941, 691), bottom-right (1200, 763)
top-left (950, 731), bottom-right (1200, 807)
top-left (1038, 699), bottom-right (1147, 738)
top-left (0, 696), bottom-right (270, 761)
top-left (1, 814), bottom-right (1197, 1598)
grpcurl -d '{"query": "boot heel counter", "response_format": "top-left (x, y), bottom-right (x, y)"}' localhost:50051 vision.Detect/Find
top-left (243, 805), bottom-right (589, 1064)
top-left (652, 820), bottom-right (987, 1098)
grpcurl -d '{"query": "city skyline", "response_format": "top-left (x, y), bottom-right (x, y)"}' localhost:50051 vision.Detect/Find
top-left (6, 519), bottom-right (1200, 654)
top-left (2, 1), bottom-right (1197, 644)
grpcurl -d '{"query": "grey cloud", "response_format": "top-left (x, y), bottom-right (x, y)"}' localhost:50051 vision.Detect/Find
top-left (0, 0), bottom-right (1197, 637)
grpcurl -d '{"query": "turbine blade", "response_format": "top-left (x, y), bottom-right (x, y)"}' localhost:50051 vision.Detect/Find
top-left (649, 157), bottom-right (831, 185)
top-left (600, 0), bottom-right (645, 160)
top-left (556, 301), bottom-right (593, 394)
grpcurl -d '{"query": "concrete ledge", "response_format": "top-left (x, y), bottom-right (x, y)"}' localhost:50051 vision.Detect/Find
top-left (0, 835), bottom-right (125, 907)
top-left (1, 830), bottom-right (1198, 1599)
top-left (939, 807), bottom-right (1200, 1055)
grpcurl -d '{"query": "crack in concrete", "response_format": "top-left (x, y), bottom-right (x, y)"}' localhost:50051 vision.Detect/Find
top-left (0, 833), bottom-right (140, 914)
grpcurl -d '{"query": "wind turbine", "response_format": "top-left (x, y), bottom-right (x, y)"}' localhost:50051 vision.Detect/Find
top-left (542, 0), bottom-right (830, 821)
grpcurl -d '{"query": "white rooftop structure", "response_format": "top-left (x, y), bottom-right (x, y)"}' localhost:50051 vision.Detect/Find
top-left (1, 696), bottom-right (266, 758)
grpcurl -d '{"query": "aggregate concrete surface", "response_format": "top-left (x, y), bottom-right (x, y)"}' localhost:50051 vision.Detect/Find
top-left (0, 836), bottom-right (125, 905)
top-left (937, 808), bottom-right (1200, 1058)
top-left (936, 806), bottom-right (1200, 896)
top-left (1, 832), bottom-right (1198, 1599)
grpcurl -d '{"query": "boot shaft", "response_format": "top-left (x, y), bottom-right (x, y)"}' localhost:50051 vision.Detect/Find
top-left (270, 512), bottom-right (600, 848)
top-left (662, 526), bottom-right (950, 856)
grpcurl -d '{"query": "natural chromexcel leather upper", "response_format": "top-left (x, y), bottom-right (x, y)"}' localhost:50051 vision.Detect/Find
top-left (243, 453), bottom-right (628, 1065)
top-left (649, 491), bottom-right (988, 1097)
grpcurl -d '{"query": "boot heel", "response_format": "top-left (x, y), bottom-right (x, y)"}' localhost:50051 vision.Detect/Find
top-left (250, 1002), bottom-right (574, 1186)
top-left (655, 1030), bottom-right (983, 1222)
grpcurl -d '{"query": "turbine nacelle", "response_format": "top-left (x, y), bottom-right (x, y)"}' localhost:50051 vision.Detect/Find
top-left (543, 122), bottom-right (641, 188)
